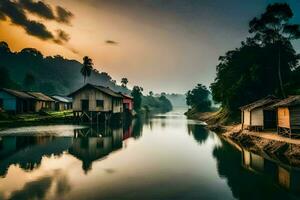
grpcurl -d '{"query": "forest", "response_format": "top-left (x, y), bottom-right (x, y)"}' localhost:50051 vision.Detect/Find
top-left (0, 42), bottom-right (173, 113)
top-left (187, 3), bottom-right (300, 122)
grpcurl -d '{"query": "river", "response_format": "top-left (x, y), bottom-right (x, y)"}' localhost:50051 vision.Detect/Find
top-left (0, 108), bottom-right (299, 200)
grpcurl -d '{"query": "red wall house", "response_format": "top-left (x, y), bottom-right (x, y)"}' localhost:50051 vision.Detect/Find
top-left (120, 94), bottom-right (134, 111)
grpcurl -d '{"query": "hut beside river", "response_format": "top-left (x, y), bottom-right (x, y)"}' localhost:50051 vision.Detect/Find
top-left (267, 96), bottom-right (300, 138)
top-left (240, 96), bottom-right (279, 131)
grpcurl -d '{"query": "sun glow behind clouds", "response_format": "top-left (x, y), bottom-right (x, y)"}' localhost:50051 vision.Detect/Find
top-left (1, 0), bottom-right (300, 93)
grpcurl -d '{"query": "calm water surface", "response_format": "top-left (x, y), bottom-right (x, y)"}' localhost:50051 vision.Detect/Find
top-left (0, 108), bottom-right (300, 200)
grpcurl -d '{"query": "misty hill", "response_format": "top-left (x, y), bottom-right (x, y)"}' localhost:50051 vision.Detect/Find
top-left (164, 94), bottom-right (187, 107)
top-left (0, 41), bottom-right (130, 95)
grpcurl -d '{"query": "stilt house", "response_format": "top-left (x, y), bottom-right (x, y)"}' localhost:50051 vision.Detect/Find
top-left (240, 96), bottom-right (279, 131)
top-left (68, 84), bottom-right (123, 121)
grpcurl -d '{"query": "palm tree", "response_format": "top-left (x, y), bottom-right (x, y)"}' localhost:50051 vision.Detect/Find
top-left (81, 56), bottom-right (93, 84)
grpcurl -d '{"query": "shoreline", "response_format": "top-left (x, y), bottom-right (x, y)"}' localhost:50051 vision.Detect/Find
top-left (187, 111), bottom-right (300, 167)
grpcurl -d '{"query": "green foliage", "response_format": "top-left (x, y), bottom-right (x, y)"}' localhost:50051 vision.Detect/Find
top-left (158, 95), bottom-right (173, 112)
top-left (0, 67), bottom-right (20, 89)
top-left (81, 56), bottom-right (93, 84)
top-left (23, 72), bottom-right (36, 91)
top-left (210, 3), bottom-right (300, 115)
top-left (0, 42), bottom-right (130, 95)
top-left (131, 86), bottom-right (143, 111)
top-left (121, 78), bottom-right (128, 88)
top-left (186, 84), bottom-right (211, 112)
top-left (142, 94), bottom-right (173, 112)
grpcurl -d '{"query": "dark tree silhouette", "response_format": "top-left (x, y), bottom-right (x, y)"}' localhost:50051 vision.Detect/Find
top-left (23, 73), bottom-right (36, 91)
top-left (81, 56), bottom-right (93, 84)
top-left (186, 84), bottom-right (211, 112)
top-left (131, 86), bottom-right (143, 111)
top-left (121, 78), bottom-right (128, 88)
top-left (249, 3), bottom-right (300, 97)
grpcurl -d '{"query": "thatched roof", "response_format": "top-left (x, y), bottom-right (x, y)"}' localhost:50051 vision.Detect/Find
top-left (267, 95), bottom-right (300, 108)
top-left (51, 95), bottom-right (72, 103)
top-left (27, 92), bottom-right (55, 101)
top-left (68, 84), bottom-right (123, 98)
top-left (240, 95), bottom-right (279, 111)
top-left (0, 88), bottom-right (35, 99)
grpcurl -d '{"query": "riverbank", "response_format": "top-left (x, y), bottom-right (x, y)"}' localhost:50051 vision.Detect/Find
top-left (187, 110), bottom-right (300, 167)
top-left (0, 110), bottom-right (73, 128)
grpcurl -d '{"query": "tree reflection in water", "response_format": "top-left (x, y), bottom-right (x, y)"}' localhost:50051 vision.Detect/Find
top-left (187, 124), bottom-right (209, 144)
top-left (213, 139), bottom-right (300, 200)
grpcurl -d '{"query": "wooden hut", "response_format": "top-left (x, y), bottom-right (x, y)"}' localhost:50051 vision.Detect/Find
top-left (268, 96), bottom-right (300, 137)
top-left (119, 93), bottom-right (134, 113)
top-left (51, 95), bottom-right (72, 111)
top-left (68, 84), bottom-right (123, 121)
top-left (240, 96), bottom-right (279, 131)
top-left (0, 88), bottom-right (35, 113)
top-left (26, 92), bottom-right (55, 111)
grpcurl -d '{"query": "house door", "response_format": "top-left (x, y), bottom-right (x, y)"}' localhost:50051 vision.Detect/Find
top-left (81, 100), bottom-right (89, 111)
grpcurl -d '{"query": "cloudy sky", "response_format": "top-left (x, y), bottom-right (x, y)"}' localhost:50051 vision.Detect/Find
top-left (0, 0), bottom-right (300, 93)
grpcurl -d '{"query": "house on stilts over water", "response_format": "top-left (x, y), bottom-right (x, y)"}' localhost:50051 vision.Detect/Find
top-left (68, 84), bottom-right (124, 122)
top-left (240, 96), bottom-right (279, 131)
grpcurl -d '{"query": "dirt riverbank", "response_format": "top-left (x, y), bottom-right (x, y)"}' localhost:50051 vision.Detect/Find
top-left (189, 111), bottom-right (300, 167)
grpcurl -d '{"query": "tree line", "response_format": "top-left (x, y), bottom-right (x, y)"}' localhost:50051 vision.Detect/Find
top-left (187, 3), bottom-right (300, 120)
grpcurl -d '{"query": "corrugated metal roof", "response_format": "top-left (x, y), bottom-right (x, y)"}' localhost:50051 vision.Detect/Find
top-left (0, 88), bottom-right (35, 99)
top-left (120, 93), bottom-right (133, 100)
top-left (27, 92), bottom-right (55, 101)
top-left (51, 95), bottom-right (72, 103)
top-left (68, 84), bottom-right (123, 98)
top-left (240, 95), bottom-right (279, 111)
top-left (267, 95), bottom-right (300, 108)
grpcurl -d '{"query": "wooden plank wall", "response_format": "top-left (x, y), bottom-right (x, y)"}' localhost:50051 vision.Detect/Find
top-left (278, 107), bottom-right (290, 129)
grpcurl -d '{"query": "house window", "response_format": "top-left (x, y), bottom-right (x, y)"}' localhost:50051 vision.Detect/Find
top-left (96, 100), bottom-right (104, 108)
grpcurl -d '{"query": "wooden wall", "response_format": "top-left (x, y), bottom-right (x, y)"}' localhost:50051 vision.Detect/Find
top-left (278, 107), bottom-right (290, 129)
top-left (243, 110), bottom-right (251, 126)
top-left (290, 106), bottom-right (300, 129)
top-left (72, 88), bottom-right (122, 113)
top-left (251, 108), bottom-right (264, 126)
top-left (0, 91), bottom-right (16, 111)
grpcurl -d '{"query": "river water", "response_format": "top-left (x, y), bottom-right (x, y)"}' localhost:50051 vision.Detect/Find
top-left (0, 108), bottom-right (300, 200)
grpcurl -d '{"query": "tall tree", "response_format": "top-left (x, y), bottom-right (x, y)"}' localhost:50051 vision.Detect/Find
top-left (186, 84), bottom-right (211, 112)
top-left (249, 3), bottom-right (300, 97)
top-left (81, 56), bottom-right (93, 84)
top-left (131, 86), bottom-right (143, 111)
top-left (121, 78), bottom-right (128, 88)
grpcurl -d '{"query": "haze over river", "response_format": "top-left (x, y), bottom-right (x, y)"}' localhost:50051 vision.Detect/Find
top-left (0, 108), bottom-right (299, 200)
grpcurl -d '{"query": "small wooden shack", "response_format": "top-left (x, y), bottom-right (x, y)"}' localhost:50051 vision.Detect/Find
top-left (26, 92), bottom-right (55, 111)
top-left (68, 84), bottom-right (123, 121)
top-left (120, 93), bottom-right (134, 113)
top-left (51, 95), bottom-right (72, 111)
top-left (268, 96), bottom-right (300, 137)
top-left (240, 96), bottom-right (279, 131)
top-left (0, 88), bottom-right (35, 113)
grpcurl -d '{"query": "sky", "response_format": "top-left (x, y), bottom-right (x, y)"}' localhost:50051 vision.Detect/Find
top-left (0, 0), bottom-right (300, 94)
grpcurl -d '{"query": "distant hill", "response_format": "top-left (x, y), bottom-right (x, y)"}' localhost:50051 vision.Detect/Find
top-left (0, 41), bottom-right (130, 95)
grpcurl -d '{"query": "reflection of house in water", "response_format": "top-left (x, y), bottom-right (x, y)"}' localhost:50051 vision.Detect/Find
top-left (68, 127), bottom-right (123, 173)
top-left (0, 136), bottom-right (72, 177)
top-left (241, 148), bottom-right (300, 195)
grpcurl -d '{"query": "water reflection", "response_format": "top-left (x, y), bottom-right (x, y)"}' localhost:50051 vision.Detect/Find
top-left (213, 139), bottom-right (300, 199)
top-left (1, 110), bottom-right (300, 199)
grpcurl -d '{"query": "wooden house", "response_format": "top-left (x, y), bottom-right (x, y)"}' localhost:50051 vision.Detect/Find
top-left (68, 84), bottom-right (123, 121)
top-left (120, 93), bottom-right (134, 113)
top-left (0, 88), bottom-right (36, 113)
top-left (26, 92), bottom-right (55, 111)
top-left (268, 96), bottom-right (300, 137)
top-left (240, 96), bottom-right (279, 131)
top-left (51, 95), bottom-right (72, 111)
